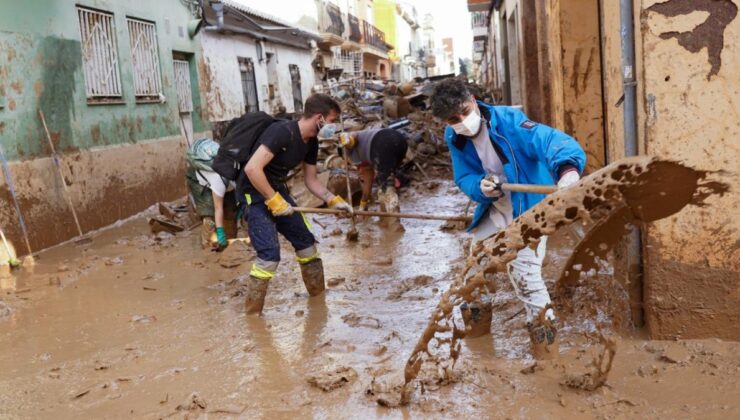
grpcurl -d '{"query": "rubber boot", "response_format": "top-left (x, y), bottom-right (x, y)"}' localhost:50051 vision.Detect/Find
top-left (378, 188), bottom-right (404, 232)
top-left (460, 299), bottom-right (493, 338)
top-left (528, 320), bottom-right (559, 360)
top-left (244, 275), bottom-right (269, 315)
top-left (300, 259), bottom-right (325, 297)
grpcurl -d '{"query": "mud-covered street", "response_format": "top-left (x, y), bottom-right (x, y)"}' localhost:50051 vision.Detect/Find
top-left (1, 177), bottom-right (737, 419)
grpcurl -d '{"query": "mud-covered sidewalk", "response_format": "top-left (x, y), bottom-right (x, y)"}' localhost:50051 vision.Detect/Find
top-left (0, 179), bottom-right (737, 419)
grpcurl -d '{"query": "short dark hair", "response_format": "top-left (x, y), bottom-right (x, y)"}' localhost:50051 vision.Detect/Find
top-left (211, 120), bottom-right (231, 142)
top-left (303, 93), bottom-right (341, 117)
top-left (431, 78), bottom-right (472, 121)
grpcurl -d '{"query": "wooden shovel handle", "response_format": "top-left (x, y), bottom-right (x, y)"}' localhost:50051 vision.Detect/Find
top-left (293, 207), bottom-right (472, 222)
top-left (501, 183), bottom-right (557, 194)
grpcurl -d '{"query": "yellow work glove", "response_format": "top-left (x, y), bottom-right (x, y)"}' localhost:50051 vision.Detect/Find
top-left (265, 192), bottom-right (294, 217)
top-left (327, 195), bottom-right (352, 213)
top-left (339, 132), bottom-right (356, 149)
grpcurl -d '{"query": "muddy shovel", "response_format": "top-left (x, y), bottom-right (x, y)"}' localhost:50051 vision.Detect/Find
top-left (342, 152), bottom-right (359, 241)
top-left (339, 114), bottom-right (359, 241)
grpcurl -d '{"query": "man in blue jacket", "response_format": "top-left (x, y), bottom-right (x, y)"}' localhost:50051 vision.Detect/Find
top-left (431, 78), bottom-right (586, 359)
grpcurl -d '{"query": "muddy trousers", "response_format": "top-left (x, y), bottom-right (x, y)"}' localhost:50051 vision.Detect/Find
top-left (244, 189), bottom-right (318, 279)
top-left (473, 219), bottom-right (553, 323)
top-left (507, 237), bottom-right (554, 323)
top-left (369, 129), bottom-right (408, 191)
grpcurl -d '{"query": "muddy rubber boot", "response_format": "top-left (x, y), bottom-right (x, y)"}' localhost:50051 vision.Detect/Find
top-left (460, 299), bottom-right (493, 338)
top-left (378, 188), bottom-right (404, 232)
top-left (244, 275), bottom-right (269, 315)
top-left (300, 259), bottom-right (326, 297)
top-left (528, 321), bottom-right (559, 360)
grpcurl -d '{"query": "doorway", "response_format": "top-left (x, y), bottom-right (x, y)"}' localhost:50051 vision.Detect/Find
top-left (559, 0), bottom-right (606, 173)
top-left (265, 52), bottom-right (280, 112)
top-left (173, 54), bottom-right (194, 146)
top-left (506, 7), bottom-right (522, 106)
top-left (289, 64), bottom-right (303, 113)
top-left (238, 57), bottom-right (259, 113)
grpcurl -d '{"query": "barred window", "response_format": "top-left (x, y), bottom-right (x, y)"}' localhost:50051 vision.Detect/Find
top-left (77, 7), bottom-right (123, 100)
top-left (127, 18), bottom-right (163, 101)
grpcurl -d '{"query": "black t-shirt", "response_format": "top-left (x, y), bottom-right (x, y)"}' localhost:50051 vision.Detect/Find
top-left (240, 120), bottom-right (318, 194)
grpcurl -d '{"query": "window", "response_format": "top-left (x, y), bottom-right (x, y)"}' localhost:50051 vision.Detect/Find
top-left (127, 17), bottom-right (163, 101)
top-left (77, 7), bottom-right (123, 101)
top-left (238, 57), bottom-right (259, 113)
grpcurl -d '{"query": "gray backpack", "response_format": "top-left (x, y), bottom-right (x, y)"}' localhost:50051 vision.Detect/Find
top-left (186, 138), bottom-right (220, 172)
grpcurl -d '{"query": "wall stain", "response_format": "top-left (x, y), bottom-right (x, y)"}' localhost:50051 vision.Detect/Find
top-left (570, 48), bottom-right (582, 96)
top-left (33, 80), bottom-right (44, 98)
top-left (90, 124), bottom-right (101, 145)
top-left (10, 80), bottom-right (23, 94)
top-left (37, 36), bottom-right (81, 156)
top-left (647, 0), bottom-right (738, 80)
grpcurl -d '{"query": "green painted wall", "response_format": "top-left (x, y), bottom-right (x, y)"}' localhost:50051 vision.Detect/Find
top-left (0, 0), bottom-right (207, 161)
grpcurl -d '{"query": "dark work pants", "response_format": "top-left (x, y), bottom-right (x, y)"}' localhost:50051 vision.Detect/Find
top-left (369, 129), bottom-right (408, 191)
top-left (244, 186), bottom-right (316, 264)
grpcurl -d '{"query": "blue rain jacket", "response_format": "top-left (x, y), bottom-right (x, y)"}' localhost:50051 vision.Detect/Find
top-left (445, 101), bottom-right (586, 231)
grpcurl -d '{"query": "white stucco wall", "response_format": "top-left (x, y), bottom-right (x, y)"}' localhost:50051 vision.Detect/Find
top-left (199, 31), bottom-right (316, 121)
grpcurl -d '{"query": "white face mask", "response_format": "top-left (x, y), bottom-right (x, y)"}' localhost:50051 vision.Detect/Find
top-left (451, 107), bottom-right (482, 137)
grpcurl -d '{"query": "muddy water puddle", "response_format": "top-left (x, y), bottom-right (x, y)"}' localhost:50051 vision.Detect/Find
top-left (0, 180), bottom-right (738, 418)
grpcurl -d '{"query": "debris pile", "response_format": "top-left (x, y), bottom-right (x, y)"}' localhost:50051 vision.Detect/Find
top-left (314, 77), bottom-right (460, 180)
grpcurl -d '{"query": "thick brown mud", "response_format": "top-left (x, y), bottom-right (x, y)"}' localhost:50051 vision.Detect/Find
top-left (0, 164), bottom-right (737, 418)
top-left (402, 157), bottom-right (728, 401)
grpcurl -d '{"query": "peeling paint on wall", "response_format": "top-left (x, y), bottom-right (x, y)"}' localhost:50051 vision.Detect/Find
top-left (646, 0), bottom-right (738, 80)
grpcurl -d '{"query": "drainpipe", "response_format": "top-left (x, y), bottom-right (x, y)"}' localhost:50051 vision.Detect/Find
top-left (620, 0), bottom-right (644, 327)
top-left (621, 0), bottom-right (638, 156)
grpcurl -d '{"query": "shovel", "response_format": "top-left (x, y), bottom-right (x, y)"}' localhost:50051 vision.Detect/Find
top-left (293, 182), bottom-right (559, 222)
top-left (342, 153), bottom-right (359, 241)
top-left (339, 114), bottom-right (359, 241)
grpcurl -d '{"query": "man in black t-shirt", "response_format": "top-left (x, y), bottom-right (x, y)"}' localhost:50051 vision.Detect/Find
top-left (242, 94), bottom-right (352, 315)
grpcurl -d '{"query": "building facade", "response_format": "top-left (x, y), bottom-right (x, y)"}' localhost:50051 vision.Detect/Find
top-left (197, 0), bottom-right (320, 121)
top-left (374, 0), bottom-right (423, 82)
top-left (469, 0), bottom-right (739, 340)
top-left (0, 0), bottom-right (207, 251)
top-left (315, 0), bottom-right (393, 81)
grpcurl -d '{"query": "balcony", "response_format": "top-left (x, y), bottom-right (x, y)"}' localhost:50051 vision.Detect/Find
top-left (467, 0), bottom-right (492, 13)
top-left (317, 1), bottom-right (345, 47)
top-left (470, 11), bottom-right (488, 39)
top-left (361, 20), bottom-right (391, 58)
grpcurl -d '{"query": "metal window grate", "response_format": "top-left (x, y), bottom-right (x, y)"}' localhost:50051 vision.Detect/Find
top-left (77, 7), bottom-right (123, 98)
top-left (332, 48), bottom-right (363, 79)
top-left (173, 60), bottom-right (193, 112)
top-left (127, 18), bottom-right (162, 99)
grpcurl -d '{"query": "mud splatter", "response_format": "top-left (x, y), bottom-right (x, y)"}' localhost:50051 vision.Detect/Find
top-left (646, 0), bottom-right (738, 79)
top-left (563, 333), bottom-right (617, 390)
top-left (400, 157), bottom-right (728, 400)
